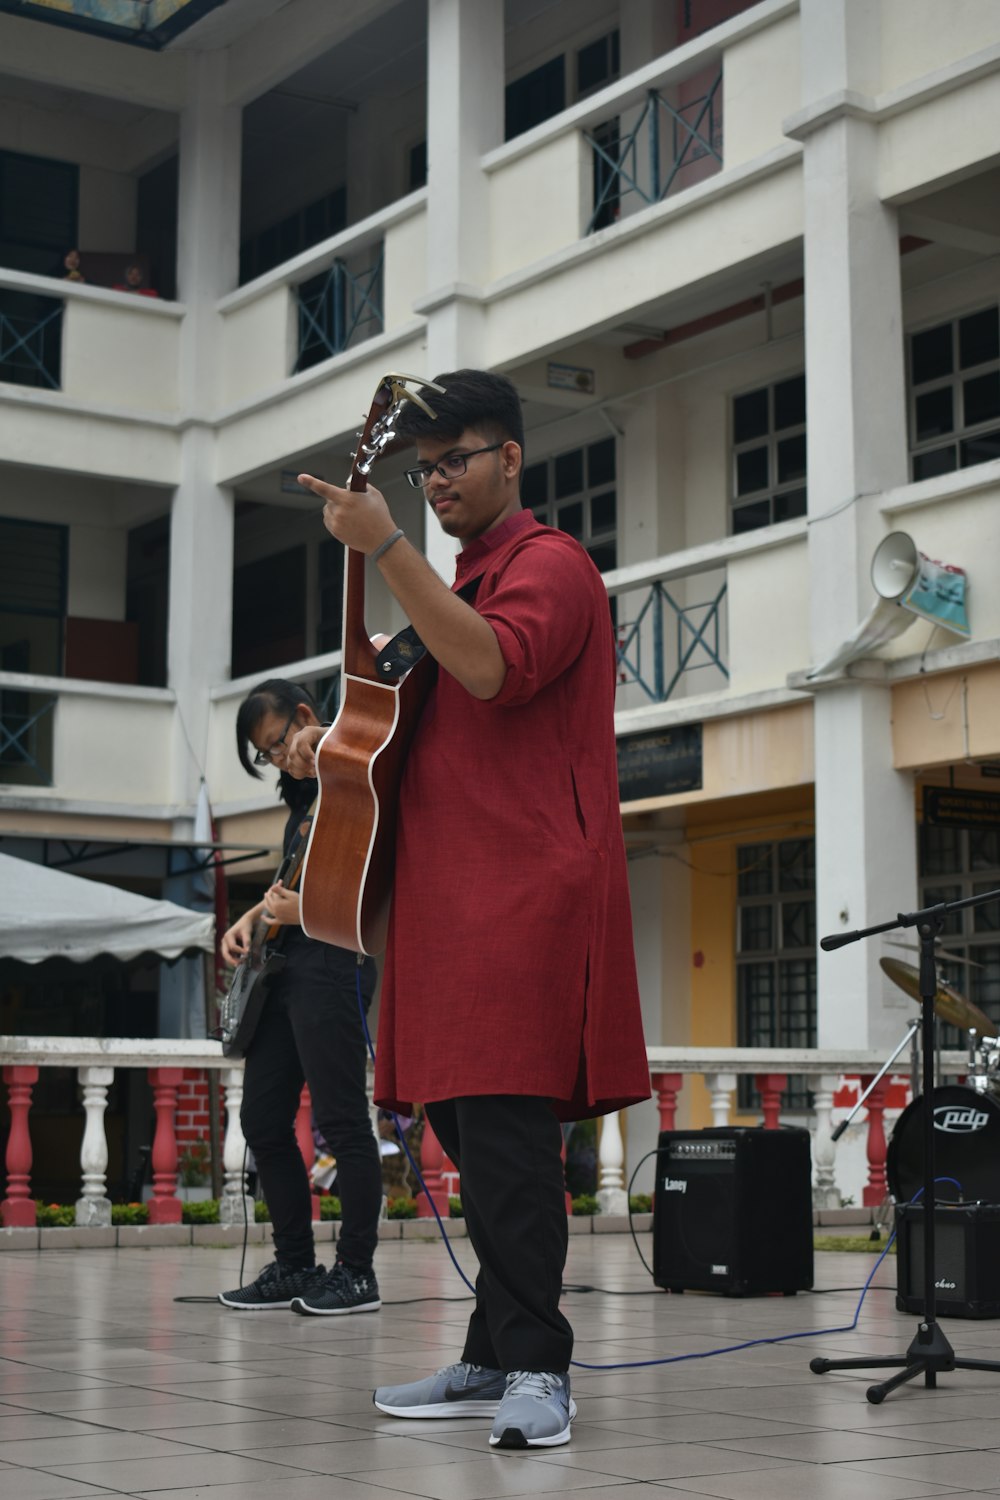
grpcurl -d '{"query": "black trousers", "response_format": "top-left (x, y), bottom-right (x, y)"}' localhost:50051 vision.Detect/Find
top-left (241, 938), bottom-right (381, 1269)
top-left (425, 1095), bottom-right (573, 1373)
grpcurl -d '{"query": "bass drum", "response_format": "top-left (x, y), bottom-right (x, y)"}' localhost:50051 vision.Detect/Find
top-left (887, 1084), bottom-right (1000, 1204)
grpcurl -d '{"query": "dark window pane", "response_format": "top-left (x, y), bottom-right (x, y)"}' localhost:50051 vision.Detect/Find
top-left (781, 901), bottom-right (815, 950)
top-left (587, 436), bottom-right (615, 487)
top-left (912, 445), bottom-right (956, 481)
top-left (970, 831), bottom-right (1000, 871)
top-left (921, 825), bottom-right (961, 877)
top-left (733, 387), bottom-right (769, 443)
top-left (911, 322), bottom-right (953, 385)
top-left (736, 446), bottom-right (768, 495)
top-left (557, 500), bottom-right (584, 539)
top-left (587, 541), bottom-right (616, 574)
top-left (740, 904), bottom-right (774, 953)
top-left (960, 429), bottom-right (1000, 467)
top-left (739, 963), bottom-right (776, 1044)
top-left (973, 882), bottom-right (1000, 933)
top-left (738, 844), bottom-right (772, 896)
top-left (591, 490), bottom-right (616, 532)
top-left (408, 140), bottom-right (428, 191)
top-left (959, 307), bottom-right (999, 369)
top-left (521, 462), bottom-right (547, 507)
top-left (915, 385), bottom-right (954, 441)
top-left (777, 432), bottom-right (806, 483)
top-left (732, 498), bottom-right (771, 533)
top-left (778, 840), bottom-right (815, 892)
top-left (963, 371), bottom-right (1000, 427)
top-left (554, 448), bottom-right (584, 498)
top-left (505, 55), bottom-right (566, 140)
top-left (577, 30), bottom-right (618, 95)
top-left (773, 374), bottom-right (805, 430)
top-left (774, 487), bottom-right (807, 522)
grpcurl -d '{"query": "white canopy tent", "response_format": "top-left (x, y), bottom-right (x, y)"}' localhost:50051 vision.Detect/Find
top-left (0, 854), bottom-right (215, 964)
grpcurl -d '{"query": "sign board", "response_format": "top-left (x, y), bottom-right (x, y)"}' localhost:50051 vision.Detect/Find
top-left (924, 786), bottom-right (1000, 829)
top-left (617, 724), bottom-right (703, 803)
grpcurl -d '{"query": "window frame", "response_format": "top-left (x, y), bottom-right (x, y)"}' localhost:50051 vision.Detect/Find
top-left (729, 373), bottom-right (807, 535)
top-left (907, 303), bottom-right (1000, 482)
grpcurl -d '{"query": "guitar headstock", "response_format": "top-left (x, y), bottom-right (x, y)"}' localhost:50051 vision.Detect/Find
top-left (350, 372), bottom-right (446, 490)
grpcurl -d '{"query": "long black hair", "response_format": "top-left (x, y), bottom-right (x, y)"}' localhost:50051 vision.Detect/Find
top-left (234, 677), bottom-right (319, 809)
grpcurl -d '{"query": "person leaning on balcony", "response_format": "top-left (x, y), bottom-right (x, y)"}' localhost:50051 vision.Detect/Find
top-left (217, 677), bottom-right (383, 1316)
top-left (287, 368), bottom-right (650, 1450)
top-left (62, 248), bottom-right (84, 282)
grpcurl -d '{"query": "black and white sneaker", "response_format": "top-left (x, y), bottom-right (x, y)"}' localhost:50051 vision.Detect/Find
top-left (218, 1260), bottom-right (327, 1310)
top-left (291, 1260), bottom-right (381, 1316)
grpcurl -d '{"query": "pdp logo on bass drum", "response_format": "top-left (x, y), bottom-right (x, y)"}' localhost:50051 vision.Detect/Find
top-left (934, 1104), bottom-right (990, 1133)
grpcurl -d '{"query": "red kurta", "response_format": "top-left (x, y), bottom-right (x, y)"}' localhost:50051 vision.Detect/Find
top-left (374, 510), bottom-right (649, 1121)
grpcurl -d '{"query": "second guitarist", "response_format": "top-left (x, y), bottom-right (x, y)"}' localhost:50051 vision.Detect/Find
top-left (218, 677), bottom-right (382, 1315)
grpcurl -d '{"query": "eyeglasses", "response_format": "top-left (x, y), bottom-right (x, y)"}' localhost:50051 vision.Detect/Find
top-left (403, 443), bottom-right (503, 489)
top-left (252, 709), bottom-right (298, 766)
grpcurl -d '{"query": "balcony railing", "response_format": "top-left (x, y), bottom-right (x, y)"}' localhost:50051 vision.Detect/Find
top-left (0, 289), bottom-right (62, 389)
top-left (1, 1036), bottom-right (965, 1231)
top-left (0, 691), bottom-right (57, 786)
top-left (293, 245), bottom-right (384, 374)
top-left (585, 72), bottom-right (723, 235)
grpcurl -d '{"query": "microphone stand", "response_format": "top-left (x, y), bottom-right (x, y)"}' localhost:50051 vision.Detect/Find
top-left (810, 888), bottom-right (1000, 1404)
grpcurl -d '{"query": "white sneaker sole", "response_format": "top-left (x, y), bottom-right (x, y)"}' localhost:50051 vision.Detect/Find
top-left (373, 1397), bottom-right (502, 1417)
top-left (290, 1296), bottom-right (381, 1317)
top-left (217, 1295), bottom-right (296, 1310)
top-left (489, 1399), bottom-right (577, 1449)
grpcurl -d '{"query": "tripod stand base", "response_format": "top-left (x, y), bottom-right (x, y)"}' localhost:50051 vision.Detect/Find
top-left (810, 1319), bottom-right (1000, 1404)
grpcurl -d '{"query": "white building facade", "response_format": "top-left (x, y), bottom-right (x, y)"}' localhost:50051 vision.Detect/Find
top-left (2, 0), bottom-right (1000, 1206)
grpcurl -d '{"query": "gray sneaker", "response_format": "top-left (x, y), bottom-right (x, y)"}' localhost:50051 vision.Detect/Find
top-left (489, 1370), bottom-right (575, 1448)
top-left (374, 1361), bottom-right (507, 1418)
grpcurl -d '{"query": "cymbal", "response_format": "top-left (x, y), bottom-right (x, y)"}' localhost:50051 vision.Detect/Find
top-left (880, 957), bottom-right (997, 1037)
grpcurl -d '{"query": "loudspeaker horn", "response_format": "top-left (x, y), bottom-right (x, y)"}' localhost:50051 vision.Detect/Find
top-left (871, 530), bottom-right (919, 601)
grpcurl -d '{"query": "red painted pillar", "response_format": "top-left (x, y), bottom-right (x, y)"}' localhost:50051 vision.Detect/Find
top-left (295, 1085), bottom-right (321, 1222)
top-left (417, 1115), bottom-right (452, 1219)
top-left (148, 1067), bottom-right (184, 1224)
top-left (861, 1074), bottom-right (890, 1208)
top-left (651, 1071), bottom-right (683, 1133)
top-left (755, 1073), bottom-right (787, 1129)
top-left (2, 1066), bottom-right (38, 1227)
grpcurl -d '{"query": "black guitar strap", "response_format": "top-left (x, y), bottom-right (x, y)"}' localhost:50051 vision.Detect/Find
top-left (373, 574), bottom-right (483, 683)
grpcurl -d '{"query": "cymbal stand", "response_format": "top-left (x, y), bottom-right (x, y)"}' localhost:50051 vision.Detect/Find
top-left (810, 888), bottom-right (1000, 1404)
top-left (829, 1020), bottom-right (919, 1146)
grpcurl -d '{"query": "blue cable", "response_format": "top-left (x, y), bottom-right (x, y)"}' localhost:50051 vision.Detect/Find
top-left (355, 968), bottom-right (943, 1372)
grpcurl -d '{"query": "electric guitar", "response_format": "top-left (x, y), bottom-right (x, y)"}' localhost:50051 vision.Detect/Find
top-left (218, 802), bottom-right (315, 1058)
top-left (298, 372), bottom-right (443, 956)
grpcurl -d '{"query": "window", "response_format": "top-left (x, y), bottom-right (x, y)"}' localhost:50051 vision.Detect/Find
top-left (231, 544), bottom-right (306, 679)
top-left (0, 150), bottom-right (78, 276)
top-left (505, 55), bottom-right (565, 141)
top-left (239, 185), bottom-right (347, 285)
top-left (919, 822), bottom-right (1000, 1043)
top-left (736, 838), bottom-right (816, 1111)
top-left (908, 306), bottom-right (1000, 481)
top-left (731, 375), bottom-right (807, 534)
top-left (521, 436), bottom-right (617, 573)
top-left (576, 30), bottom-right (620, 99)
top-left (408, 140), bottom-right (428, 192)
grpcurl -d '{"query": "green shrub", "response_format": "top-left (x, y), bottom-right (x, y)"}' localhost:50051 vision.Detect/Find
top-left (629, 1193), bottom-right (652, 1214)
top-left (571, 1193), bottom-right (600, 1216)
top-left (387, 1196), bottom-right (418, 1219)
top-left (319, 1196), bottom-right (342, 1221)
top-left (35, 1201), bottom-right (74, 1227)
top-left (254, 1200), bottom-right (271, 1223)
top-left (181, 1199), bottom-right (220, 1224)
top-left (111, 1203), bottom-right (149, 1226)
top-left (448, 1195), bottom-right (464, 1219)
top-left (177, 1141), bottom-right (211, 1188)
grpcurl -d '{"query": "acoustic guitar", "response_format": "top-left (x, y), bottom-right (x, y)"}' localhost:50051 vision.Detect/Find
top-left (298, 372), bottom-right (443, 956)
top-left (217, 802), bottom-right (314, 1058)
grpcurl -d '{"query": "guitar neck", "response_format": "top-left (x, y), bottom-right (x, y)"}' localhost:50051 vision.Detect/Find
top-left (342, 546), bottom-right (378, 681)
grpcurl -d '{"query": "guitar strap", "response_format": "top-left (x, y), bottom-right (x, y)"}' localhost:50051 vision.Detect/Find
top-left (373, 575), bottom-right (483, 682)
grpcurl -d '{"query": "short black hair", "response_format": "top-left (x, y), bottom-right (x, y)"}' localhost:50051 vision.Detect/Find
top-left (396, 368), bottom-right (525, 461)
top-left (235, 678), bottom-right (319, 802)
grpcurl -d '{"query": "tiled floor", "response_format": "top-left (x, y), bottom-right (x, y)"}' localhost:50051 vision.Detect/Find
top-left (2, 1233), bottom-right (1000, 1499)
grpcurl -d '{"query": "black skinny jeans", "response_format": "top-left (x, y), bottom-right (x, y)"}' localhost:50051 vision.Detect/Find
top-left (426, 1095), bottom-right (573, 1373)
top-left (241, 935), bottom-right (381, 1269)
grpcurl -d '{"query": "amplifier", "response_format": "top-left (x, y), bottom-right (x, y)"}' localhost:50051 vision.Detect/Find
top-left (895, 1202), bottom-right (1000, 1319)
top-left (652, 1127), bottom-right (813, 1296)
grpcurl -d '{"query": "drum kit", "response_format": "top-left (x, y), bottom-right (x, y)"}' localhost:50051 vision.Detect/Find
top-left (880, 956), bottom-right (1000, 1205)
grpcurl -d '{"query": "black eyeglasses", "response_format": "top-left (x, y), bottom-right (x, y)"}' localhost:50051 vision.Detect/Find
top-left (253, 709), bottom-right (298, 766)
top-left (403, 443), bottom-right (503, 489)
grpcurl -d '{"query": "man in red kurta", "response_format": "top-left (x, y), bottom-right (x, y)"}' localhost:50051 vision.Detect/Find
top-left (292, 369), bottom-right (649, 1449)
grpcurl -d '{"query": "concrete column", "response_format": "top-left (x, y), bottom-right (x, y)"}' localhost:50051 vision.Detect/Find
top-left (420, 0), bottom-right (504, 583)
top-left (797, 0), bottom-right (917, 1052)
top-left (162, 55), bottom-right (241, 1037)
